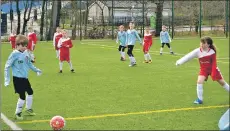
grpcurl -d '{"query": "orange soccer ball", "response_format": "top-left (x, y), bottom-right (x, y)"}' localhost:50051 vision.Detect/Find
top-left (50, 116), bottom-right (66, 130)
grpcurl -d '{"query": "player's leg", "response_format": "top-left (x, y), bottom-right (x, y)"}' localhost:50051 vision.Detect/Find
top-left (127, 45), bottom-right (135, 66)
top-left (166, 43), bottom-right (174, 55)
top-left (146, 45), bottom-right (152, 63)
top-left (121, 46), bottom-right (126, 61)
top-left (13, 77), bottom-right (26, 120)
top-left (214, 67), bottom-right (229, 92)
top-left (160, 43), bottom-right (165, 55)
top-left (59, 60), bottom-right (63, 73)
top-left (25, 79), bottom-right (36, 116)
top-left (118, 45), bottom-right (122, 60)
top-left (68, 59), bottom-right (75, 73)
top-left (194, 75), bottom-right (207, 104)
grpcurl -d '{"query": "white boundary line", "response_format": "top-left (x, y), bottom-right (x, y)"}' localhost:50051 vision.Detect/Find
top-left (80, 42), bottom-right (230, 60)
top-left (1, 113), bottom-right (22, 130)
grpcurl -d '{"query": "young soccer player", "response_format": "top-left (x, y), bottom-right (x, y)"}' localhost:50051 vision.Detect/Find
top-left (57, 29), bottom-right (75, 73)
top-left (116, 25), bottom-right (127, 61)
top-left (4, 35), bottom-right (42, 120)
top-left (53, 27), bottom-right (62, 58)
top-left (27, 27), bottom-right (37, 62)
top-left (143, 27), bottom-right (153, 63)
top-left (126, 22), bottom-right (142, 67)
top-left (160, 25), bottom-right (174, 55)
top-left (176, 36), bottom-right (229, 104)
top-left (9, 30), bottom-right (17, 49)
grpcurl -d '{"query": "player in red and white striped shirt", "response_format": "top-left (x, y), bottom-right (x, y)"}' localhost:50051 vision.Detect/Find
top-left (57, 29), bottom-right (75, 73)
top-left (8, 30), bottom-right (17, 49)
top-left (27, 27), bottom-right (37, 63)
top-left (176, 36), bottom-right (229, 104)
top-left (53, 27), bottom-right (62, 58)
top-left (142, 27), bottom-right (153, 63)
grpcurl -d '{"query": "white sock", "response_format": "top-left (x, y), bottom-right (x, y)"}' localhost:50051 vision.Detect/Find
top-left (132, 57), bottom-right (136, 63)
top-left (129, 57), bottom-right (132, 64)
top-left (15, 98), bottom-right (25, 114)
top-left (197, 84), bottom-right (203, 101)
top-left (59, 62), bottom-right (63, 70)
top-left (144, 54), bottom-right (147, 60)
top-left (222, 83), bottom-right (229, 92)
top-left (56, 50), bottom-right (59, 58)
top-left (26, 95), bottom-right (33, 110)
top-left (169, 47), bottom-right (173, 52)
top-left (160, 47), bottom-right (163, 53)
top-left (122, 52), bottom-right (125, 58)
top-left (119, 51), bottom-right (122, 55)
top-left (68, 61), bottom-right (73, 70)
top-left (147, 53), bottom-right (151, 60)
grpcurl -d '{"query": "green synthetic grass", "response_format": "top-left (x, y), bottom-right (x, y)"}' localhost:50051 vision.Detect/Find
top-left (1, 38), bottom-right (229, 130)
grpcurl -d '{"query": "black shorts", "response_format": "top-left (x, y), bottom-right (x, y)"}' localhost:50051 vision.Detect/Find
top-left (13, 76), bottom-right (32, 94)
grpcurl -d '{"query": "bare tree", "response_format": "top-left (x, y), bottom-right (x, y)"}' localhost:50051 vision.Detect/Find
top-left (40, 0), bottom-right (46, 41)
top-left (47, 0), bottom-right (58, 40)
top-left (16, 0), bottom-right (21, 34)
top-left (155, 0), bottom-right (164, 36)
top-left (84, 0), bottom-right (90, 38)
top-left (71, 0), bottom-right (78, 40)
top-left (95, 0), bottom-right (106, 37)
top-left (56, 0), bottom-right (62, 27)
top-left (21, 1), bottom-right (33, 35)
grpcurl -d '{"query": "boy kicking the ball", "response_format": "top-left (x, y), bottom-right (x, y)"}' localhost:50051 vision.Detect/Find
top-left (4, 35), bottom-right (42, 120)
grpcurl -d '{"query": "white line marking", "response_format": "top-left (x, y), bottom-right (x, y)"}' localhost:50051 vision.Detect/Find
top-left (1, 113), bottom-right (22, 130)
top-left (80, 42), bottom-right (229, 59)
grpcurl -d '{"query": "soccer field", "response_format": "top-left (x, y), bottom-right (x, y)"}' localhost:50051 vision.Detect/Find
top-left (1, 38), bottom-right (229, 130)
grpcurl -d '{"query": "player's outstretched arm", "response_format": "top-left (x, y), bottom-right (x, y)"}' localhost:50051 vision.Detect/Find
top-left (176, 48), bottom-right (199, 66)
top-left (4, 53), bottom-right (16, 86)
top-left (135, 30), bottom-right (142, 44)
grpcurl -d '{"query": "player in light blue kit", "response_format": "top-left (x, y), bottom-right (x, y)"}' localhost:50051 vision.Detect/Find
top-left (116, 25), bottom-right (127, 61)
top-left (126, 22), bottom-right (142, 67)
top-left (4, 35), bottom-right (42, 120)
top-left (160, 25), bottom-right (174, 55)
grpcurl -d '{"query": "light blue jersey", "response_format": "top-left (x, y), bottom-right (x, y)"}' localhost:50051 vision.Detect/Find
top-left (127, 29), bottom-right (142, 45)
top-left (116, 31), bottom-right (127, 46)
top-left (4, 50), bottom-right (41, 86)
top-left (160, 31), bottom-right (171, 43)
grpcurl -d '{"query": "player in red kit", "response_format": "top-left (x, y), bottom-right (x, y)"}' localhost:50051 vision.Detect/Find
top-left (8, 30), bottom-right (17, 49)
top-left (142, 27), bottom-right (153, 63)
top-left (27, 27), bottom-right (37, 63)
top-left (57, 29), bottom-right (75, 73)
top-left (53, 27), bottom-right (62, 58)
top-left (176, 36), bottom-right (229, 104)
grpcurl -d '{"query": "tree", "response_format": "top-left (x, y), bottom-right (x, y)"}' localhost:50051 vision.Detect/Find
top-left (84, 0), bottom-right (90, 39)
top-left (21, 0), bottom-right (33, 35)
top-left (95, 0), bottom-right (106, 37)
top-left (71, 0), bottom-right (78, 40)
top-left (16, 0), bottom-right (21, 34)
top-left (155, 0), bottom-right (164, 36)
top-left (40, 0), bottom-right (46, 41)
top-left (56, 0), bottom-right (62, 27)
top-left (47, 0), bottom-right (58, 40)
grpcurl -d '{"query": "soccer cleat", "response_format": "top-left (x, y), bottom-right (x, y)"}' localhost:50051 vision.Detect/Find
top-left (160, 53), bottom-right (163, 55)
top-left (170, 52), bottom-right (174, 55)
top-left (59, 70), bottom-right (62, 73)
top-left (193, 98), bottom-right (203, 104)
top-left (25, 109), bottom-right (36, 116)
top-left (148, 60), bottom-right (152, 63)
top-left (15, 112), bottom-right (23, 120)
top-left (31, 60), bottom-right (35, 63)
top-left (71, 69), bottom-right (75, 73)
top-left (143, 60), bottom-right (148, 63)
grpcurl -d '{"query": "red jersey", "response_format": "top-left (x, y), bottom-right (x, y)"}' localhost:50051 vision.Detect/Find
top-left (176, 48), bottom-right (222, 81)
top-left (143, 33), bottom-right (152, 47)
top-left (9, 33), bottom-right (17, 49)
top-left (27, 32), bottom-right (37, 51)
top-left (57, 38), bottom-right (73, 62)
